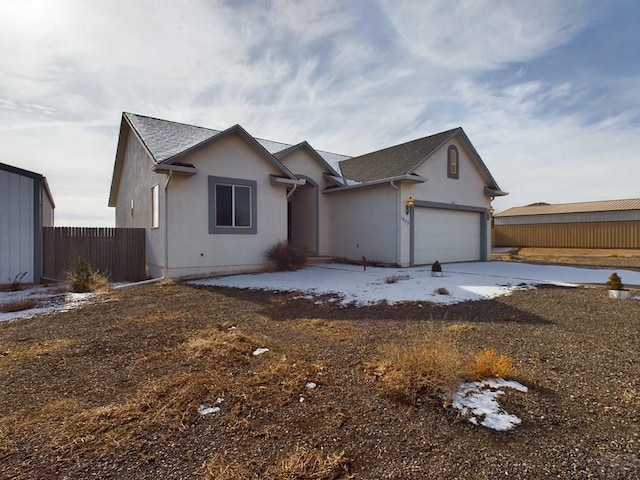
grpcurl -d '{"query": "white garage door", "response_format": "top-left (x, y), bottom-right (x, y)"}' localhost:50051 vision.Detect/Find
top-left (414, 208), bottom-right (481, 264)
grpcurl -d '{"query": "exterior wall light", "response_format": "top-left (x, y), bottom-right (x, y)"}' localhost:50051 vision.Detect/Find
top-left (488, 206), bottom-right (495, 216)
top-left (405, 197), bottom-right (415, 215)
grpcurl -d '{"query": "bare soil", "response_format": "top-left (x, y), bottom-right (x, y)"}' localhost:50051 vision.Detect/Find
top-left (1, 270), bottom-right (639, 479)
top-left (492, 247), bottom-right (640, 272)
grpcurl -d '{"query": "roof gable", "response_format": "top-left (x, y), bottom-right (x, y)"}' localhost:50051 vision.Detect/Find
top-left (337, 127), bottom-right (504, 194)
top-left (109, 113), bottom-right (300, 206)
top-left (274, 141), bottom-right (341, 176)
top-left (338, 128), bottom-right (458, 182)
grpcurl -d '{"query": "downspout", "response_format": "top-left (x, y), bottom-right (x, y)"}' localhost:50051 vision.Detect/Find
top-left (163, 170), bottom-right (173, 278)
top-left (286, 183), bottom-right (299, 200)
top-left (390, 181), bottom-right (401, 267)
top-left (115, 170), bottom-right (173, 289)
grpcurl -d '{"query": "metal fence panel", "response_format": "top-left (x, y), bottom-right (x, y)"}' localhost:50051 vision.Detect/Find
top-left (492, 221), bottom-right (640, 249)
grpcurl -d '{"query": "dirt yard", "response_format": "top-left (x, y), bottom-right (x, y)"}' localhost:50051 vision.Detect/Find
top-left (1, 276), bottom-right (639, 479)
top-left (492, 247), bottom-right (640, 271)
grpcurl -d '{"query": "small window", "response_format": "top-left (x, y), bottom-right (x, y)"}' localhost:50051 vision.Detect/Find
top-left (209, 176), bottom-right (257, 234)
top-left (151, 184), bottom-right (159, 228)
top-left (447, 145), bottom-right (459, 179)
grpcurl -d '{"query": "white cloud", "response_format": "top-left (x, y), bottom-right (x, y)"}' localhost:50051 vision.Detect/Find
top-left (0, 0), bottom-right (637, 225)
top-left (378, 0), bottom-right (591, 71)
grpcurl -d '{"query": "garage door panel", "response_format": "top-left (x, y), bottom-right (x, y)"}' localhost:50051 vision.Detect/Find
top-left (414, 209), bottom-right (480, 264)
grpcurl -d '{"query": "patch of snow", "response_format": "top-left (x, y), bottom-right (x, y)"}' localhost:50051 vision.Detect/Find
top-left (198, 404), bottom-right (221, 415)
top-left (188, 262), bottom-right (640, 306)
top-left (252, 347), bottom-right (269, 356)
top-left (0, 285), bottom-right (96, 323)
top-left (452, 378), bottom-right (528, 431)
top-left (305, 382), bottom-right (317, 389)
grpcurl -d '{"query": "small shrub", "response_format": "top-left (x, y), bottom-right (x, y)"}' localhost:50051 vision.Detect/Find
top-left (8, 272), bottom-right (28, 291)
top-left (508, 248), bottom-right (521, 260)
top-left (470, 348), bottom-right (513, 380)
top-left (435, 287), bottom-right (449, 295)
top-left (606, 272), bottom-right (624, 290)
top-left (64, 259), bottom-right (109, 293)
top-left (384, 274), bottom-right (410, 284)
top-left (266, 241), bottom-right (306, 271)
top-left (431, 261), bottom-right (442, 273)
top-left (374, 332), bottom-right (467, 404)
top-left (0, 298), bottom-right (39, 313)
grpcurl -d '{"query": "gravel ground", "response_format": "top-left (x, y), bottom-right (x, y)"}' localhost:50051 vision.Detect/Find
top-left (1, 282), bottom-right (639, 479)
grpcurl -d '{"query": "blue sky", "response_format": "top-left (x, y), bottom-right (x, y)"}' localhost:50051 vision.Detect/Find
top-left (1, 0), bottom-right (638, 226)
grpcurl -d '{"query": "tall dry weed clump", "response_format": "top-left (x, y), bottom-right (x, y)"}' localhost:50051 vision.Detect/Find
top-left (64, 259), bottom-right (109, 292)
top-left (374, 331), bottom-right (467, 404)
top-left (373, 330), bottom-right (517, 405)
top-left (470, 348), bottom-right (513, 380)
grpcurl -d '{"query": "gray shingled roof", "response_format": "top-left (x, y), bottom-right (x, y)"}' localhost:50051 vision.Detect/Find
top-left (338, 128), bottom-right (458, 182)
top-left (124, 113), bottom-right (349, 168)
top-left (125, 113), bottom-right (221, 163)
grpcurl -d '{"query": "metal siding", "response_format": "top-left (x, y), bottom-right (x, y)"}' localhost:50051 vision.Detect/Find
top-left (493, 221), bottom-right (640, 248)
top-left (0, 170), bottom-right (35, 283)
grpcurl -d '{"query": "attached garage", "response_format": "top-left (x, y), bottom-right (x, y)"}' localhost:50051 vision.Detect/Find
top-left (408, 199), bottom-right (490, 265)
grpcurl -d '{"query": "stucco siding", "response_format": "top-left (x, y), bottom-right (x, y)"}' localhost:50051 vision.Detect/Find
top-left (115, 132), bottom-right (165, 277)
top-left (328, 185), bottom-right (399, 264)
top-left (413, 138), bottom-right (489, 207)
top-left (0, 170), bottom-right (35, 283)
top-left (279, 150), bottom-right (332, 255)
top-left (165, 134), bottom-right (289, 277)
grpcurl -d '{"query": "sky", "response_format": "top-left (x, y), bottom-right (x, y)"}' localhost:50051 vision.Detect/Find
top-left (1, 0), bottom-right (638, 226)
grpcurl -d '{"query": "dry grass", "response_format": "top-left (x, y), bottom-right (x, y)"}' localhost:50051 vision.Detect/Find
top-left (0, 339), bottom-right (70, 371)
top-left (0, 323), bottom-right (325, 463)
top-left (374, 330), bottom-right (467, 404)
top-left (443, 322), bottom-right (478, 335)
top-left (470, 348), bottom-right (514, 379)
top-left (202, 447), bottom-right (349, 480)
top-left (0, 298), bottom-right (39, 313)
top-left (202, 455), bottom-right (259, 480)
top-left (267, 446), bottom-right (350, 479)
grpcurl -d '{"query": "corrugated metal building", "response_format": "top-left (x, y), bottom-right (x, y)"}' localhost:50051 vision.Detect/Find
top-left (493, 198), bottom-right (640, 249)
top-left (0, 163), bottom-right (55, 284)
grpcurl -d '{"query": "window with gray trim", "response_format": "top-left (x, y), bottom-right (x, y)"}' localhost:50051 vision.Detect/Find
top-left (208, 176), bottom-right (257, 234)
top-left (447, 145), bottom-right (459, 179)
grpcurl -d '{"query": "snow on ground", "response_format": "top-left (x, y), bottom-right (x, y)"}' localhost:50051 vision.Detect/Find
top-left (0, 285), bottom-right (95, 323)
top-left (452, 379), bottom-right (529, 431)
top-left (189, 261), bottom-right (640, 306)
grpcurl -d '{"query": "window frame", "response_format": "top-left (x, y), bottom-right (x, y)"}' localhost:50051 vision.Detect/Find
top-left (208, 176), bottom-right (257, 234)
top-left (447, 145), bottom-right (460, 179)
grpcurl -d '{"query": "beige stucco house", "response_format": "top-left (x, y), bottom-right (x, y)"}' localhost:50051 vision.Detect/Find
top-left (108, 113), bottom-right (506, 279)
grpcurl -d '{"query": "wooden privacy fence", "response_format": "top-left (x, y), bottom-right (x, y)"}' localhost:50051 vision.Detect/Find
top-left (493, 221), bottom-right (640, 249)
top-left (43, 227), bottom-right (146, 282)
